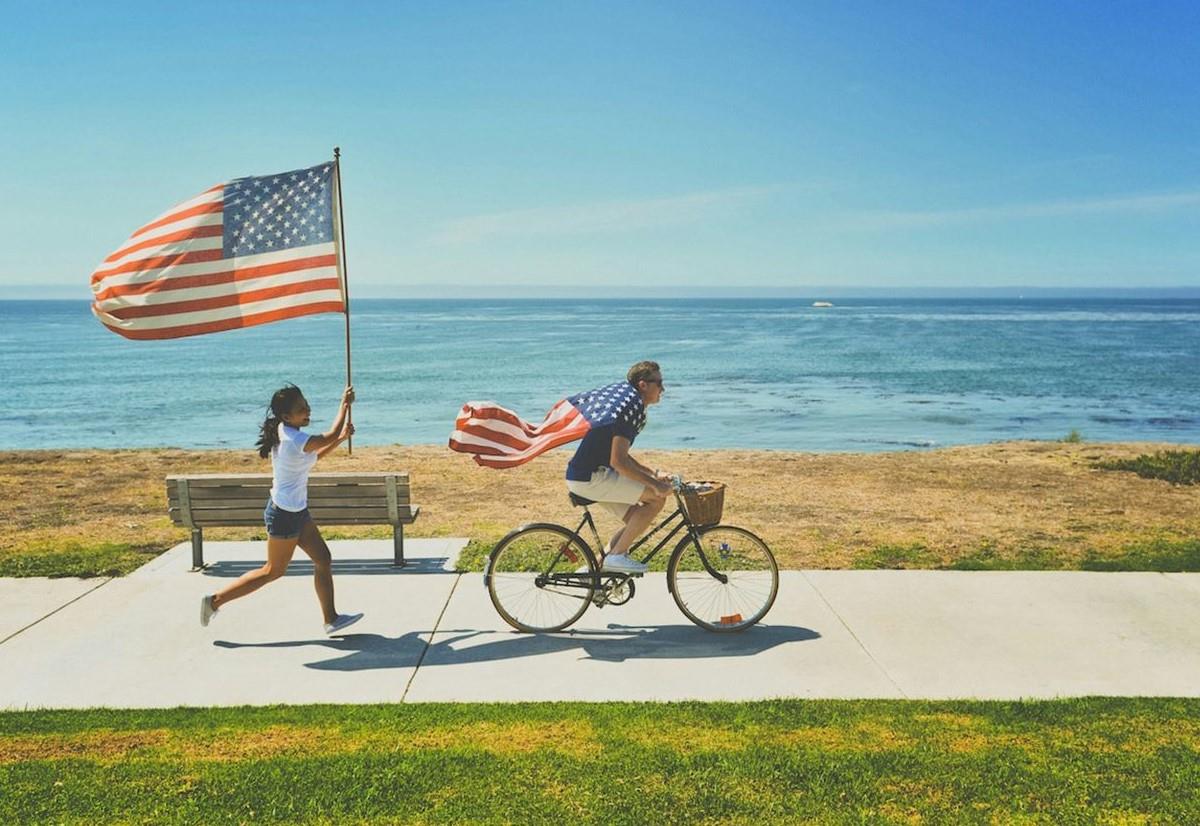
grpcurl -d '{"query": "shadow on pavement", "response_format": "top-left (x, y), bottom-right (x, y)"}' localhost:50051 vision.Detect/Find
top-left (213, 623), bottom-right (820, 671)
top-left (203, 557), bottom-right (453, 577)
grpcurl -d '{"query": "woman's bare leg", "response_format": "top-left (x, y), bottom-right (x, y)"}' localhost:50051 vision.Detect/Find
top-left (210, 536), bottom-right (298, 609)
top-left (297, 520), bottom-right (337, 624)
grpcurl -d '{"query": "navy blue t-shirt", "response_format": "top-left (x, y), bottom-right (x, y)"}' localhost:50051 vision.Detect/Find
top-left (564, 381), bottom-right (647, 482)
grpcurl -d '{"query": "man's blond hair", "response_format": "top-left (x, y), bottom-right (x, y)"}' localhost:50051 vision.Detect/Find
top-left (627, 360), bottom-right (661, 386)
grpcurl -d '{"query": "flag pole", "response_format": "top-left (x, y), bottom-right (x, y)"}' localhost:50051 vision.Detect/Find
top-left (333, 146), bottom-right (353, 455)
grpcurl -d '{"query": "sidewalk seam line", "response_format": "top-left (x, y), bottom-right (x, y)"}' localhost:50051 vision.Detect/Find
top-left (401, 572), bottom-right (462, 703)
top-left (801, 571), bottom-right (910, 699)
top-left (0, 578), bottom-right (114, 647)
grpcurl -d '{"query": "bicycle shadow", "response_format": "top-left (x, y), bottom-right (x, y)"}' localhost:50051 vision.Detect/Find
top-left (213, 622), bottom-right (820, 672)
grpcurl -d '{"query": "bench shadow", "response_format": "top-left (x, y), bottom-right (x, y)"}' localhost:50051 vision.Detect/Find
top-left (203, 557), bottom-right (453, 577)
top-left (213, 623), bottom-right (820, 671)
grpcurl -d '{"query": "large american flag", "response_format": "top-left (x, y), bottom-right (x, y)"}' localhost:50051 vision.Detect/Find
top-left (91, 162), bottom-right (344, 340)
top-left (450, 382), bottom-right (646, 468)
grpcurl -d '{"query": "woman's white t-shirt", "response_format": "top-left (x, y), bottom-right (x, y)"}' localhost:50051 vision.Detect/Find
top-left (270, 423), bottom-right (319, 511)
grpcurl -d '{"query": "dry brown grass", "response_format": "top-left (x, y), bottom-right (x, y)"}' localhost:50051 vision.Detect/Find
top-left (0, 720), bottom-right (602, 764)
top-left (0, 728), bottom-right (171, 763)
top-left (1, 440), bottom-right (1197, 569)
top-left (5, 714), bottom-right (1192, 766)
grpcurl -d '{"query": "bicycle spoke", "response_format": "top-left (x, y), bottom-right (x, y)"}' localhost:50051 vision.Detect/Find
top-left (487, 527), bottom-right (597, 633)
top-left (668, 526), bottom-right (779, 631)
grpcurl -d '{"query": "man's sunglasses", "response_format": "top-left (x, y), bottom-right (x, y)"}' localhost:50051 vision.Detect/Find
top-left (645, 378), bottom-right (664, 387)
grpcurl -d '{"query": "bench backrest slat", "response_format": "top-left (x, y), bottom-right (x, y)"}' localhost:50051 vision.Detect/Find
top-left (167, 473), bottom-right (408, 485)
top-left (167, 485), bottom-right (409, 503)
top-left (171, 485), bottom-right (396, 497)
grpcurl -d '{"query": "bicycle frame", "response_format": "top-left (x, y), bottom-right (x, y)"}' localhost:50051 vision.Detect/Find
top-left (487, 483), bottom-right (778, 633)
top-left (566, 487), bottom-right (730, 588)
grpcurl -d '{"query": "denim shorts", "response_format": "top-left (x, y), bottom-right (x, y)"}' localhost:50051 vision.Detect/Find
top-left (263, 499), bottom-right (311, 539)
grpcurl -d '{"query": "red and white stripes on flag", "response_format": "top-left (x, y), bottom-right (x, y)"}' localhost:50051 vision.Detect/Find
top-left (91, 162), bottom-right (344, 340)
top-left (449, 399), bottom-right (592, 468)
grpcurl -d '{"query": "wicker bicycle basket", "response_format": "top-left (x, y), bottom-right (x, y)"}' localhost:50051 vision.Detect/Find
top-left (681, 481), bottom-right (725, 526)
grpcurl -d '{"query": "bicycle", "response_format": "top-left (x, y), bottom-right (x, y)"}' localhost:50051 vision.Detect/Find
top-left (484, 478), bottom-right (779, 633)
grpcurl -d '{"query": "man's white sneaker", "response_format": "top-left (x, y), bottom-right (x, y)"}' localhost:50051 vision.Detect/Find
top-left (200, 595), bottom-right (217, 627)
top-left (324, 612), bottom-right (364, 635)
top-left (601, 554), bottom-right (648, 574)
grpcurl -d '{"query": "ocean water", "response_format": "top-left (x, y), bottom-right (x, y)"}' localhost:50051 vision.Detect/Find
top-left (1, 298), bottom-right (1198, 452)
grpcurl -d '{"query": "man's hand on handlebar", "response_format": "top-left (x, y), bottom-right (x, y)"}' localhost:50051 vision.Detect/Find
top-left (649, 471), bottom-right (674, 497)
top-left (656, 471), bottom-right (687, 495)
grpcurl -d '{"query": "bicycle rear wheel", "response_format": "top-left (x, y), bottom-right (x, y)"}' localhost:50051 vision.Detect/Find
top-left (486, 524), bottom-right (599, 632)
top-left (667, 525), bottom-right (778, 632)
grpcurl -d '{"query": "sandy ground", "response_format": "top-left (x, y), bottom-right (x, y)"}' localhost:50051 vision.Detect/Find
top-left (0, 441), bottom-right (1197, 569)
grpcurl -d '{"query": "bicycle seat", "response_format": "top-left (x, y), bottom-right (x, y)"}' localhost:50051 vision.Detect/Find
top-left (568, 492), bottom-right (596, 507)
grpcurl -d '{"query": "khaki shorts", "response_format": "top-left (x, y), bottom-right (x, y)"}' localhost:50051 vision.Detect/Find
top-left (566, 467), bottom-right (647, 520)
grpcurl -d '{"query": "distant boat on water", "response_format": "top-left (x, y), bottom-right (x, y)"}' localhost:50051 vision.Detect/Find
top-left (812, 301), bottom-right (834, 308)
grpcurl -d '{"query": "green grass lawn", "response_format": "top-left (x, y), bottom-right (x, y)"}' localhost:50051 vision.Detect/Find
top-left (851, 537), bottom-right (1200, 572)
top-left (3, 699), bottom-right (1197, 824)
top-left (9, 534), bottom-right (1200, 579)
top-left (0, 539), bottom-right (162, 578)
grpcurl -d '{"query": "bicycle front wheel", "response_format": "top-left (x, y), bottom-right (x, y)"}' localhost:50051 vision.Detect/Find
top-left (667, 525), bottom-right (779, 632)
top-left (486, 524), bottom-right (599, 633)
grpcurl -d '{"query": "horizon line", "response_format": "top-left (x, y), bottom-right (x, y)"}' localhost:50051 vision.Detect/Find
top-left (6, 285), bottom-right (1200, 301)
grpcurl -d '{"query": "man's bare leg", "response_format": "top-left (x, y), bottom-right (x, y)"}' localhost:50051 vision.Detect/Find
top-left (604, 524), bottom-right (625, 556)
top-left (608, 489), bottom-right (666, 557)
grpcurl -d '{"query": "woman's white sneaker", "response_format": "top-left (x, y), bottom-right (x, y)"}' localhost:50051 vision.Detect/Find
top-left (601, 554), bottom-right (648, 574)
top-left (324, 612), bottom-right (364, 635)
top-left (199, 595), bottom-right (217, 627)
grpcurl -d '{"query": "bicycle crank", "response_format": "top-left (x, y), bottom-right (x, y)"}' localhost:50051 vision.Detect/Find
top-left (593, 576), bottom-right (636, 607)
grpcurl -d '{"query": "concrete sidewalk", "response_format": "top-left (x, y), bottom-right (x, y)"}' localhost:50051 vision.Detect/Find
top-left (2, 539), bottom-right (1199, 709)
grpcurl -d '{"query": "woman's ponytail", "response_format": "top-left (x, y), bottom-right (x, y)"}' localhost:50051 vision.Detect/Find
top-left (256, 415), bottom-right (282, 458)
top-left (255, 384), bottom-right (303, 458)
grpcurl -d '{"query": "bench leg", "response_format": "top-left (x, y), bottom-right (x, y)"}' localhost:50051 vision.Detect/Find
top-left (190, 528), bottom-right (206, 571)
top-left (393, 524), bottom-right (406, 567)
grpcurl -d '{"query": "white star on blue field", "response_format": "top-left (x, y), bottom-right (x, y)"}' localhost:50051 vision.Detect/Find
top-left (569, 382), bottom-right (647, 431)
top-left (222, 162), bottom-right (334, 257)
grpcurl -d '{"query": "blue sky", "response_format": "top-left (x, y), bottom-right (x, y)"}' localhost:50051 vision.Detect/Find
top-left (2, 1), bottom-right (1197, 297)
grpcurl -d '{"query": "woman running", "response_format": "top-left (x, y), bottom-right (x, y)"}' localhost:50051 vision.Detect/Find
top-left (200, 383), bottom-right (362, 634)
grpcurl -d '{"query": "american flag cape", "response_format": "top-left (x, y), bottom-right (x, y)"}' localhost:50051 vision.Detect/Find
top-left (449, 381), bottom-right (647, 469)
top-left (91, 161), bottom-right (344, 340)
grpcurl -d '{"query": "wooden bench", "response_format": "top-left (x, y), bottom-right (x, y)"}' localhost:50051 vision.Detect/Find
top-left (167, 473), bottom-right (420, 570)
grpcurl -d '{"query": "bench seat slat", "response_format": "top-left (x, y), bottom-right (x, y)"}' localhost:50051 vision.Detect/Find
top-left (169, 505), bottom-right (419, 524)
top-left (169, 518), bottom-right (422, 528)
top-left (166, 518), bottom-right (417, 526)
top-left (207, 515), bottom-right (413, 524)
top-left (182, 505), bottom-right (417, 518)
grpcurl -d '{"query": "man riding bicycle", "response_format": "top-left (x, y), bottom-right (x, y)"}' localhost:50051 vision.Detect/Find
top-left (564, 360), bottom-right (672, 574)
top-left (454, 361), bottom-right (780, 634)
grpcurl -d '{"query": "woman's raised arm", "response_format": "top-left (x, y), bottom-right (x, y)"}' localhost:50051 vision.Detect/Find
top-left (304, 385), bottom-right (355, 454)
